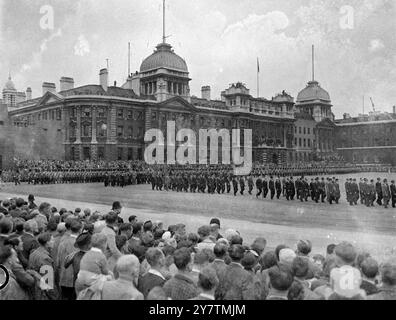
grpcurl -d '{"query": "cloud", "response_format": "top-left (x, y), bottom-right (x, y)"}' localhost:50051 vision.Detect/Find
top-left (222, 11), bottom-right (289, 36)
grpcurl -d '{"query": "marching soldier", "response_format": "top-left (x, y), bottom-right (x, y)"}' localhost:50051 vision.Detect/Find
top-left (382, 179), bottom-right (391, 209)
top-left (239, 176), bottom-right (245, 195)
top-left (232, 176), bottom-right (239, 196)
top-left (275, 177), bottom-right (282, 200)
top-left (269, 176), bottom-right (275, 200)
top-left (334, 179), bottom-right (341, 204)
top-left (262, 176), bottom-right (269, 199)
top-left (247, 175), bottom-right (254, 195)
top-left (256, 175), bottom-right (263, 198)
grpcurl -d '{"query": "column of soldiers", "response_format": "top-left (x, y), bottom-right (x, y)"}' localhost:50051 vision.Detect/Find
top-left (346, 177), bottom-right (396, 209)
top-left (17, 170), bottom-right (150, 187)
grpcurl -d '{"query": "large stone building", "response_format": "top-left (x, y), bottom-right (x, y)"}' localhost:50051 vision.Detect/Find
top-left (335, 109), bottom-right (396, 165)
top-left (3, 39), bottom-right (297, 168)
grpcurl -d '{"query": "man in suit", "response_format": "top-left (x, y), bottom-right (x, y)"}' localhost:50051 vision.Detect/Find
top-left (101, 255), bottom-right (143, 300)
top-left (216, 244), bottom-right (260, 300)
top-left (100, 212), bottom-right (122, 271)
top-left (190, 267), bottom-right (218, 300)
top-left (56, 219), bottom-right (82, 300)
top-left (211, 243), bottom-right (228, 286)
top-left (19, 220), bottom-right (40, 268)
top-left (138, 248), bottom-right (166, 299)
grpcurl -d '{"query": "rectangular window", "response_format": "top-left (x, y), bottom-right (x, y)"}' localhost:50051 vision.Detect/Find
top-left (152, 112), bottom-right (157, 121)
top-left (308, 139), bottom-right (311, 147)
top-left (294, 137), bottom-right (297, 146)
top-left (118, 148), bottom-right (123, 160)
top-left (303, 127), bottom-right (306, 135)
top-left (117, 126), bottom-right (124, 137)
top-left (56, 109), bottom-right (62, 120)
top-left (127, 126), bottom-right (133, 137)
top-left (299, 138), bottom-right (301, 146)
top-left (137, 111), bottom-right (143, 120)
top-left (138, 127), bottom-right (143, 138)
top-left (303, 139), bottom-right (306, 147)
top-left (117, 108), bottom-right (124, 118)
top-left (98, 108), bottom-right (105, 118)
top-left (307, 128), bottom-right (310, 134)
top-left (299, 127), bottom-right (301, 134)
top-left (127, 110), bottom-right (133, 119)
top-left (83, 147), bottom-right (91, 160)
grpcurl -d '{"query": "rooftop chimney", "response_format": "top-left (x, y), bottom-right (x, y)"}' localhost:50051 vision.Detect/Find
top-left (42, 82), bottom-right (56, 95)
top-left (99, 68), bottom-right (108, 91)
top-left (26, 87), bottom-right (32, 100)
top-left (60, 77), bottom-right (74, 91)
top-left (201, 86), bottom-right (211, 101)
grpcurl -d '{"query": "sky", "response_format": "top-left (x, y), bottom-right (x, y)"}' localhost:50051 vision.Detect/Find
top-left (1, 0), bottom-right (395, 118)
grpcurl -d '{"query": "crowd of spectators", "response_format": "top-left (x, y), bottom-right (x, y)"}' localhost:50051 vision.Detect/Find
top-left (1, 195), bottom-right (395, 300)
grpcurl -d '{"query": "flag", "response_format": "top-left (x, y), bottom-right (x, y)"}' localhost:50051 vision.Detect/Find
top-left (257, 57), bottom-right (260, 73)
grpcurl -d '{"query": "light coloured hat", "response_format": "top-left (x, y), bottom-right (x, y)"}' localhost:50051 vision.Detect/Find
top-left (94, 220), bottom-right (106, 233)
top-left (162, 231), bottom-right (172, 240)
top-left (224, 229), bottom-right (239, 242)
top-left (56, 222), bottom-right (66, 233)
top-left (279, 248), bottom-right (296, 265)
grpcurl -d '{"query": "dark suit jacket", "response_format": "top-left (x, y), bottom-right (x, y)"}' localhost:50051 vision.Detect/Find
top-left (21, 233), bottom-right (40, 268)
top-left (361, 280), bottom-right (379, 296)
top-left (138, 271), bottom-right (166, 299)
top-left (216, 262), bottom-right (261, 300)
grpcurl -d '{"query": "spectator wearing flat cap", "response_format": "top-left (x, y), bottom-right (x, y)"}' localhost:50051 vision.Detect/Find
top-left (28, 195), bottom-right (37, 211)
top-left (209, 218), bottom-right (223, 240)
top-left (163, 247), bottom-right (198, 300)
top-left (216, 244), bottom-right (260, 300)
top-left (368, 258), bottom-right (396, 300)
top-left (111, 201), bottom-right (124, 224)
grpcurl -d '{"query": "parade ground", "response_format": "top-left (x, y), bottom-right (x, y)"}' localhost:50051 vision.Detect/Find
top-left (1, 172), bottom-right (396, 261)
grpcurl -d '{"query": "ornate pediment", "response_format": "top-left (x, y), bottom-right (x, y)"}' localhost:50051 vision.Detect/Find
top-left (36, 91), bottom-right (64, 108)
top-left (158, 96), bottom-right (197, 113)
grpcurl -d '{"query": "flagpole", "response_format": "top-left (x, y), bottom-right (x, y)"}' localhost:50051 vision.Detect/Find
top-left (257, 57), bottom-right (260, 98)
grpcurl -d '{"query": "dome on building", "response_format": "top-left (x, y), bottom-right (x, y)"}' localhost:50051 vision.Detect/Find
top-left (296, 80), bottom-right (330, 103)
top-left (140, 43), bottom-right (188, 73)
top-left (4, 76), bottom-right (16, 91)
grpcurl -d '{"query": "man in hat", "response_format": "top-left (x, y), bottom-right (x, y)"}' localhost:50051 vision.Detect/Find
top-left (111, 201), bottom-right (124, 224)
top-left (376, 178), bottom-right (383, 206)
top-left (28, 194), bottom-right (37, 211)
top-left (382, 179), bottom-right (391, 209)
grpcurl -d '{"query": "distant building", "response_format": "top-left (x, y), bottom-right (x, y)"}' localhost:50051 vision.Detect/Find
top-left (335, 109), bottom-right (396, 165)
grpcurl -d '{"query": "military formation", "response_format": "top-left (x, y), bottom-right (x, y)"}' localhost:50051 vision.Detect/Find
top-left (2, 160), bottom-right (396, 209)
top-left (346, 177), bottom-right (396, 209)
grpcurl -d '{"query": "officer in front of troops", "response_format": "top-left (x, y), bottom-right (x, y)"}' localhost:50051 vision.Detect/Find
top-left (225, 173), bottom-right (231, 194)
top-left (275, 177), bottom-right (282, 200)
top-left (390, 180), bottom-right (396, 208)
top-left (256, 175), bottom-right (263, 198)
top-left (382, 179), bottom-right (391, 209)
top-left (269, 176), bottom-right (276, 200)
top-left (247, 175), bottom-right (254, 195)
top-left (327, 178), bottom-right (335, 205)
top-left (232, 175), bottom-right (239, 196)
top-left (289, 177), bottom-right (296, 200)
